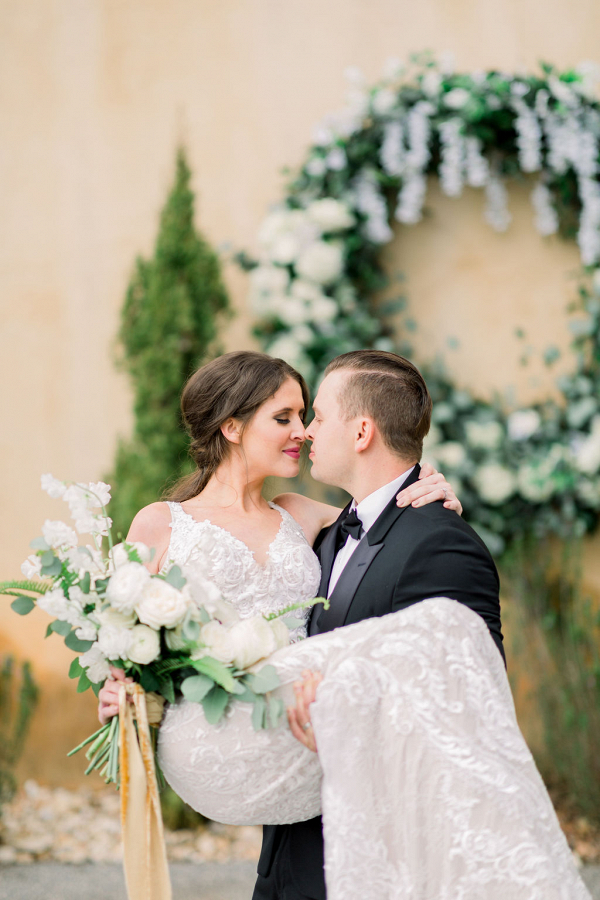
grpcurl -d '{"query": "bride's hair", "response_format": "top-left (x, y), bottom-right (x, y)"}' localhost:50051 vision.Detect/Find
top-left (165, 351), bottom-right (310, 501)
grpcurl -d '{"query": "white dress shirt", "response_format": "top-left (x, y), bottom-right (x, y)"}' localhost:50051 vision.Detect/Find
top-left (327, 467), bottom-right (415, 597)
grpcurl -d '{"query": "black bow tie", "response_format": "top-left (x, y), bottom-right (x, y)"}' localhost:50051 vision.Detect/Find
top-left (340, 509), bottom-right (364, 542)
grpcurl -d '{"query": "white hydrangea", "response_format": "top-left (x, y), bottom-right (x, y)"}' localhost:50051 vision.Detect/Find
top-left (507, 409), bottom-right (541, 441)
top-left (574, 416), bottom-right (600, 474)
top-left (105, 562), bottom-right (151, 614)
top-left (136, 579), bottom-right (192, 630)
top-left (517, 462), bottom-right (556, 502)
top-left (295, 241), bottom-right (344, 285)
top-left (465, 420), bottom-right (504, 450)
top-left (443, 88), bottom-right (470, 109)
top-left (306, 156), bottom-right (327, 177)
top-left (79, 644), bottom-right (111, 683)
top-left (127, 624), bottom-right (160, 665)
top-left (278, 296), bottom-right (313, 327)
top-left (421, 69), bottom-right (442, 97)
top-left (306, 198), bottom-right (355, 232)
top-left (110, 541), bottom-right (153, 570)
top-left (433, 441), bottom-right (467, 469)
top-left (473, 464), bottom-right (517, 505)
top-left (325, 147), bottom-right (347, 171)
top-left (37, 587), bottom-right (70, 620)
top-left (372, 87), bottom-right (397, 116)
top-left (576, 478), bottom-right (600, 507)
top-left (42, 520), bottom-right (77, 550)
top-left (574, 61), bottom-right (600, 100)
top-left (97, 623), bottom-right (133, 661)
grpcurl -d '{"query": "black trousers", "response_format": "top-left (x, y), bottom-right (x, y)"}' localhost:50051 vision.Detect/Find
top-left (252, 824), bottom-right (325, 900)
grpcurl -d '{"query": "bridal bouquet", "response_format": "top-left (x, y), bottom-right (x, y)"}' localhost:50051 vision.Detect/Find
top-left (1, 475), bottom-right (325, 787)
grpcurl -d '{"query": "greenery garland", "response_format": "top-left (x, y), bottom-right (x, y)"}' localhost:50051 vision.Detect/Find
top-left (241, 54), bottom-right (600, 555)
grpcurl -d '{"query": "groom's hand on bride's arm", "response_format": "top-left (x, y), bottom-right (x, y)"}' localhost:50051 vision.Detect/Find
top-left (287, 670), bottom-right (322, 753)
top-left (98, 666), bottom-right (134, 725)
top-left (396, 463), bottom-right (463, 515)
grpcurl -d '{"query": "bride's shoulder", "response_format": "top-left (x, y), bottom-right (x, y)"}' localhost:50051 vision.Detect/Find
top-left (126, 502), bottom-right (173, 564)
top-left (273, 493), bottom-right (341, 543)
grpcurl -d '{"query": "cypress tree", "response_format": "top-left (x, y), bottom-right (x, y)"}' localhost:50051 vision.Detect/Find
top-left (108, 149), bottom-right (230, 538)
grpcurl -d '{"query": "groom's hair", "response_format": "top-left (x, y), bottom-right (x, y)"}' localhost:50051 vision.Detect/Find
top-left (325, 350), bottom-right (432, 462)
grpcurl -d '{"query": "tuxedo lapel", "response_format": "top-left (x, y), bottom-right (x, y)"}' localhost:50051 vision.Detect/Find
top-left (313, 464), bottom-right (422, 635)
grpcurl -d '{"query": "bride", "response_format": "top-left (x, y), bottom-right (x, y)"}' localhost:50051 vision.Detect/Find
top-left (98, 350), bottom-right (590, 900)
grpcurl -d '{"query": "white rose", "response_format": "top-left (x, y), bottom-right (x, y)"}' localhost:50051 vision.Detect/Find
top-left (106, 562), bottom-right (151, 613)
top-left (127, 624), bottom-right (160, 664)
top-left (306, 198), bottom-right (355, 232)
top-left (296, 241), bottom-right (343, 285)
top-left (79, 644), bottom-right (111, 683)
top-left (443, 88), bottom-right (470, 109)
top-left (97, 624), bottom-right (133, 661)
top-left (195, 621), bottom-right (237, 664)
top-left (21, 554), bottom-right (42, 579)
top-left (40, 474), bottom-right (66, 499)
top-left (507, 409), bottom-right (541, 441)
top-left (37, 587), bottom-right (70, 620)
top-left (135, 578), bottom-right (192, 630)
top-left (473, 464), bottom-right (517, 505)
top-left (42, 520), bottom-right (77, 550)
top-left (270, 233), bottom-right (302, 265)
top-left (96, 606), bottom-right (138, 629)
top-left (310, 297), bottom-right (338, 323)
top-left (516, 463), bottom-right (556, 502)
top-left (465, 420), bottom-right (504, 450)
top-left (432, 441), bottom-right (467, 469)
top-left (230, 617), bottom-right (285, 670)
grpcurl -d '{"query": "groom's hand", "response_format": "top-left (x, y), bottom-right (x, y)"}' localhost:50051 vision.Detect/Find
top-left (287, 670), bottom-right (322, 753)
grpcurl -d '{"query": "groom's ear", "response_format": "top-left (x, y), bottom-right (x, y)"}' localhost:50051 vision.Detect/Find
top-left (221, 418), bottom-right (242, 444)
top-left (355, 417), bottom-right (376, 453)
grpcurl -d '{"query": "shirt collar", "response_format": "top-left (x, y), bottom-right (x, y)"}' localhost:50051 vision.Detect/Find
top-left (351, 467), bottom-right (415, 533)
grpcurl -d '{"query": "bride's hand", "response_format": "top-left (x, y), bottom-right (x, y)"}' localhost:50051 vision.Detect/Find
top-left (288, 669), bottom-right (322, 754)
top-left (396, 462), bottom-right (463, 515)
top-left (98, 665), bottom-right (134, 725)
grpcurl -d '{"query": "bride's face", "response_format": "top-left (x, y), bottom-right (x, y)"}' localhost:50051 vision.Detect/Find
top-left (235, 378), bottom-right (306, 479)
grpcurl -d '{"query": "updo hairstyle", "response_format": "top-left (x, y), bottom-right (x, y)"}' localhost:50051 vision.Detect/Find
top-left (166, 351), bottom-right (310, 501)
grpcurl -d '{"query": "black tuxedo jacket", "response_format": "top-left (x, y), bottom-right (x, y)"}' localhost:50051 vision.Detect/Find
top-left (256, 465), bottom-right (504, 899)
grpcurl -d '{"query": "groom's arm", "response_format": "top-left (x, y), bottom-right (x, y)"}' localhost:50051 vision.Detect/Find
top-left (392, 520), bottom-right (505, 663)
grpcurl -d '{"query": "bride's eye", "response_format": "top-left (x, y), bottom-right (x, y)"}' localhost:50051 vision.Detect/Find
top-left (275, 418), bottom-right (291, 425)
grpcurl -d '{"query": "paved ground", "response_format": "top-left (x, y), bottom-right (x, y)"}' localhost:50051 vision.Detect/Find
top-left (0, 862), bottom-right (599, 899)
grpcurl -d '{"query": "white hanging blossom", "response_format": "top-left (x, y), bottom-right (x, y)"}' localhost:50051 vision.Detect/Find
top-left (531, 181), bottom-right (559, 236)
top-left (352, 169), bottom-right (393, 243)
top-left (578, 176), bottom-right (600, 265)
top-left (484, 174), bottom-right (512, 232)
top-left (395, 171), bottom-right (427, 224)
top-left (512, 99), bottom-right (542, 172)
top-left (380, 121), bottom-right (405, 177)
top-left (405, 101), bottom-right (433, 170)
top-left (438, 118), bottom-right (466, 197)
top-left (465, 136), bottom-right (489, 187)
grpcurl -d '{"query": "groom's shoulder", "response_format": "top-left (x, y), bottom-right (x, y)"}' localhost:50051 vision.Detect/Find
top-left (395, 501), bottom-right (492, 556)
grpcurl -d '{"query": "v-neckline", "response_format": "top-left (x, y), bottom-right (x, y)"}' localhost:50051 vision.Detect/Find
top-left (176, 501), bottom-right (286, 570)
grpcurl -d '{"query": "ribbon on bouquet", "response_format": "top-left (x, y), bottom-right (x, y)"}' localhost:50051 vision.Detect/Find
top-left (118, 682), bottom-right (172, 900)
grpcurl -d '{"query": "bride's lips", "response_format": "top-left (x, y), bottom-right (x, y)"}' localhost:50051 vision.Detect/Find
top-left (283, 448), bottom-right (301, 459)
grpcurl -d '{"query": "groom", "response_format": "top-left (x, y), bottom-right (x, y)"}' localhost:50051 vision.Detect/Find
top-left (253, 349), bottom-right (504, 900)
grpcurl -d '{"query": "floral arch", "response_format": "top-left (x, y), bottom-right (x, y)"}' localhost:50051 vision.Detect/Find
top-left (241, 55), bottom-right (600, 554)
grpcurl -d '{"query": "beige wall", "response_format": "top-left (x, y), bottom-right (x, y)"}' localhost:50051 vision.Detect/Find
top-left (2, 0), bottom-right (600, 784)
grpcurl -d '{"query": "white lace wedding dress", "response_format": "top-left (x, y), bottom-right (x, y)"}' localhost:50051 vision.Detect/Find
top-left (157, 501), bottom-right (590, 900)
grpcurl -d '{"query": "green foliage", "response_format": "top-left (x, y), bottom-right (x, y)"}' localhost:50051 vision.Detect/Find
top-left (0, 657), bottom-right (39, 809)
top-left (107, 148), bottom-right (230, 539)
top-left (504, 544), bottom-right (600, 823)
top-left (160, 785), bottom-right (207, 831)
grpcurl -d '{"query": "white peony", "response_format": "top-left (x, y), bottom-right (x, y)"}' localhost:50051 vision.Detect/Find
top-left (96, 606), bottom-right (137, 629)
top-left (79, 644), bottom-right (111, 683)
top-left (106, 562), bottom-right (151, 613)
top-left (127, 624), bottom-right (160, 664)
top-left (41, 474), bottom-right (66, 499)
top-left (197, 616), bottom-right (289, 670)
top-left (306, 199), bottom-right (355, 232)
top-left (37, 587), bottom-right (70, 620)
top-left (443, 88), bottom-right (470, 109)
top-left (432, 441), bottom-right (467, 470)
top-left (465, 420), bottom-right (504, 450)
top-left (135, 578), bottom-right (192, 630)
top-left (42, 520), bottom-right (77, 550)
top-left (295, 241), bottom-right (343, 285)
top-left (507, 409), bottom-right (541, 441)
top-left (473, 464), bottom-right (516, 505)
top-left (110, 541), bottom-right (153, 569)
top-left (21, 554), bottom-right (42, 579)
top-left (97, 624), bottom-right (133, 661)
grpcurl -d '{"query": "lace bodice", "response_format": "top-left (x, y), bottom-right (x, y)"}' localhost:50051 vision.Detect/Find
top-left (162, 500), bottom-right (321, 636)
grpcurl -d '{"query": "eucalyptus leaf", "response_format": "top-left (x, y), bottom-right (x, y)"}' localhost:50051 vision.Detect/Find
top-left (77, 671), bottom-right (92, 693)
top-left (192, 655), bottom-right (244, 694)
top-left (268, 696), bottom-right (285, 728)
top-left (10, 596), bottom-right (35, 615)
top-left (201, 685), bottom-right (230, 724)
top-left (251, 695), bottom-right (267, 731)
top-left (30, 537), bottom-right (50, 551)
top-left (247, 665), bottom-right (280, 695)
top-left (40, 554), bottom-right (62, 577)
top-left (65, 632), bottom-right (94, 653)
top-left (80, 572), bottom-right (91, 594)
top-left (51, 619), bottom-right (72, 636)
top-left (181, 674), bottom-right (214, 703)
top-left (163, 565), bottom-right (186, 590)
top-left (182, 619), bottom-right (200, 643)
top-left (69, 657), bottom-right (83, 679)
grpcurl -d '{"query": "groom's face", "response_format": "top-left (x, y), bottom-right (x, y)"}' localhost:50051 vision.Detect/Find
top-left (305, 371), bottom-right (356, 490)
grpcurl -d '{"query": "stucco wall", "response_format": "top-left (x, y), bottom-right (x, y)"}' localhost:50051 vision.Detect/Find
top-left (1, 0), bottom-right (599, 783)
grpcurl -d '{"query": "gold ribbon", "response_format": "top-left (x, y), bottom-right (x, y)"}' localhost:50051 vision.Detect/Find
top-left (118, 682), bottom-right (172, 900)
